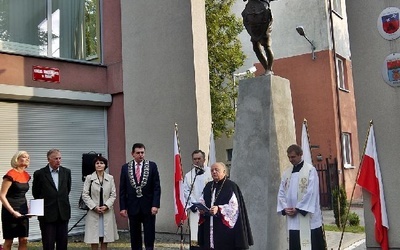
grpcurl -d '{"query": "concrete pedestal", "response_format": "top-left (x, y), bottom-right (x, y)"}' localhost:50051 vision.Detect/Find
top-left (230, 75), bottom-right (296, 249)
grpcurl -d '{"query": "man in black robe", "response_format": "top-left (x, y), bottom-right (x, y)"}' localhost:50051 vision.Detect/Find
top-left (198, 162), bottom-right (253, 250)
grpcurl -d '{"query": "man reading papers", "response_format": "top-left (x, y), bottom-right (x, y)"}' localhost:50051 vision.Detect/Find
top-left (198, 162), bottom-right (253, 250)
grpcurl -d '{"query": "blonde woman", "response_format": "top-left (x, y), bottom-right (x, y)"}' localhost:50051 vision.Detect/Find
top-left (0, 151), bottom-right (31, 250)
top-left (82, 155), bottom-right (119, 250)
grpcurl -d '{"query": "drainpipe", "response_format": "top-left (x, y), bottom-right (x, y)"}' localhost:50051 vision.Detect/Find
top-left (327, 0), bottom-right (345, 186)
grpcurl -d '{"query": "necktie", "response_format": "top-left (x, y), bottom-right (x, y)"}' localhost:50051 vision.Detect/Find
top-left (135, 164), bottom-right (141, 182)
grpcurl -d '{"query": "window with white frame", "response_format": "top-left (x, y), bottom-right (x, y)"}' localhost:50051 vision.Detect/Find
top-left (0, 0), bottom-right (101, 62)
top-left (336, 57), bottom-right (347, 90)
top-left (332, 0), bottom-right (342, 16)
top-left (342, 132), bottom-right (353, 168)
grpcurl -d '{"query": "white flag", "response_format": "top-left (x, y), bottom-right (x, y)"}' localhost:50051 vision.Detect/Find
top-left (208, 128), bottom-right (216, 166)
top-left (301, 121), bottom-right (312, 164)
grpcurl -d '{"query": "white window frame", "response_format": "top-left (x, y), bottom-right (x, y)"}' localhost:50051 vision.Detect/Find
top-left (342, 132), bottom-right (353, 169)
top-left (336, 57), bottom-right (347, 90)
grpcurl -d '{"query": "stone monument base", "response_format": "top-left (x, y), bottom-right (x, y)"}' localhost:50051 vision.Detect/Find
top-left (230, 75), bottom-right (296, 250)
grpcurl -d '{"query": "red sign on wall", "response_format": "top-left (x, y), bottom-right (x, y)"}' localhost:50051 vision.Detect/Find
top-left (32, 66), bottom-right (60, 83)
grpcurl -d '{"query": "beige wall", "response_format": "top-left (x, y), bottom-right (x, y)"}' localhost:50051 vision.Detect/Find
top-left (347, 0), bottom-right (400, 248)
top-left (120, 0), bottom-right (211, 232)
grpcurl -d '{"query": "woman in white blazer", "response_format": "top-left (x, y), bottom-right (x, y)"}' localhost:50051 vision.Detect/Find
top-left (82, 155), bottom-right (119, 250)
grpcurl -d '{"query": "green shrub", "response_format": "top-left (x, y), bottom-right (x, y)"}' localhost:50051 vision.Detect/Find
top-left (332, 185), bottom-right (348, 229)
top-left (348, 212), bottom-right (360, 226)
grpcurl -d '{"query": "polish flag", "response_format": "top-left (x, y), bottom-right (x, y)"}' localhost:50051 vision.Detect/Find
top-left (174, 129), bottom-right (187, 226)
top-left (357, 124), bottom-right (389, 250)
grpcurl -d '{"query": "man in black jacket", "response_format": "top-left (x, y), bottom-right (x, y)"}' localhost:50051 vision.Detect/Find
top-left (119, 143), bottom-right (161, 250)
top-left (32, 149), bottom-right (71, 250)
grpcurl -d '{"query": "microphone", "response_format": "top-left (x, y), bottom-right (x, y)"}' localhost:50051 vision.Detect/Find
top-left (193, 164), bottom-right (205, 175)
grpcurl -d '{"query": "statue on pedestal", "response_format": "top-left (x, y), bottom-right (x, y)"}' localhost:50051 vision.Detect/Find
top-left (242, 0), bottom-right (276, 75)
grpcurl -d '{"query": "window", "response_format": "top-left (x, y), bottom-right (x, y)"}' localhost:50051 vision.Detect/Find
top-left (332, 0), bottom-right (342, 16)
top-left (342, 133), bottom-right (353, 168)
top-left (226, 148), bottom-right (233, 162)
top-left (336, 56), bottom-right (348, 90)
top-left (0, 0), bottom-right (101, 62)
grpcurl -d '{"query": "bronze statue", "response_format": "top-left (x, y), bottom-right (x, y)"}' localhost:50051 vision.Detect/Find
top-left (242, 0), bottom-right (275, 75)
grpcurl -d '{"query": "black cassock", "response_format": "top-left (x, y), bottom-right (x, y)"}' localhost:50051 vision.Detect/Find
top-left (198, 178), bottom-right (253, 250)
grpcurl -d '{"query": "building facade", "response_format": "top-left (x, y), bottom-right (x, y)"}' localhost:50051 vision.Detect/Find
top-left (0, 0), bottom-right (211, 240)
top-left (216, 0), bottom-right (362, 202)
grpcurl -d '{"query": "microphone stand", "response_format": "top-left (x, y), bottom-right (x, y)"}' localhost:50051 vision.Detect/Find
top-left (177, 166), bottom-right (202, 250)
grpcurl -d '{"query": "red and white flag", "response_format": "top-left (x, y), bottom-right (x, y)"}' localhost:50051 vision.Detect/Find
top-left (174, 128), bottom-right (186, 226)
top-left (357, 124), bottom-right (389, 250)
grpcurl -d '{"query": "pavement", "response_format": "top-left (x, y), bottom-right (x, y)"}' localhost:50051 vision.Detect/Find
top-left (9, 207), bottom-right (365, 249)
top-left (323, 206), bottom-right (366, 250)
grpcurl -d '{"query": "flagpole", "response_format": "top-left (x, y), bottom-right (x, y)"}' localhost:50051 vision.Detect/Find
top-left (337, 120), bottom-right (373, 250)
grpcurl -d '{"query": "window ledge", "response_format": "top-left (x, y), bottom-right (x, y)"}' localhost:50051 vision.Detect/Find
top-left (332, 10), bottom-right (343, 20)
top-left (344, 164), bottom-right (355, 169)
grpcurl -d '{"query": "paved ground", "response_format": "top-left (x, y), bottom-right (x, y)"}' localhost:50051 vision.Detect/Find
top-left (9, 207), bottom-right (366, 249)
top-left (323, 206), bottom-right (366, 250)
top-left (129, 207), bottom-right (367, 250)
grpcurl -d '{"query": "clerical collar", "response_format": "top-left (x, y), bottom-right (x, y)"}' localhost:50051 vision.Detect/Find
top-left (214, 177), bottom-right (226, 185)
top-left (292, 161), bottom-right (304, 173)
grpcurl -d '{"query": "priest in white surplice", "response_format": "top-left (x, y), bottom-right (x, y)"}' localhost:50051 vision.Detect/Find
top-left (277, 144), bottom-right (326, 250)
top-left (183, 150), bottom-right (212, 250)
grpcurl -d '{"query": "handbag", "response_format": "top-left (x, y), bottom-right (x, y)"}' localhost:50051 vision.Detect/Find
top-left (78, 180), bottom-right (93, 210)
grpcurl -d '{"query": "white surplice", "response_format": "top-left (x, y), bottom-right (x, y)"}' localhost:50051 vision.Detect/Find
top-left (277, 162), bottom-right (322, 249)
top-left (183, 166), bottom-right (212, 244)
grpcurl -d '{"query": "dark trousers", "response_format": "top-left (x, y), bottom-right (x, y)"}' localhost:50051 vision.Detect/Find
top-left (129, 212), bottom-right (156, 250)
top-left (39, 220), bottom-right (68, 250)
top-left (289, 226), bottom-right (326, 250)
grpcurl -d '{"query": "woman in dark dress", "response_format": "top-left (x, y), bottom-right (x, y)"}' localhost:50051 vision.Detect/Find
top-left (0, 151), bottom-right (31, 250)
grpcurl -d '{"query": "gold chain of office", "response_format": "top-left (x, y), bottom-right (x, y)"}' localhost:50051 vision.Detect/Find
top-left (211, 176), bottom-right (227, 205)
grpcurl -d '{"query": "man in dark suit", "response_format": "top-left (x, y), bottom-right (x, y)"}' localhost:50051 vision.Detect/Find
top-left (32, 149), bottom-right (71, 250)
top-left (119, 143), bottom-right (161, 250)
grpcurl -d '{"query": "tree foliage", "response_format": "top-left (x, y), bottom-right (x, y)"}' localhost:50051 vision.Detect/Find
top-left (206, 0), bottom-right (245, 138)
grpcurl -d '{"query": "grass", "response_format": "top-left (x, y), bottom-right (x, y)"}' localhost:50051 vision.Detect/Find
top-left (324, 224), bottom-right (365, 234)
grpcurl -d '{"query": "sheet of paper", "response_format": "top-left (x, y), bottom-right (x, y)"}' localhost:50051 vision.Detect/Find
top-left (27, 199), bottom-right (44, 216)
